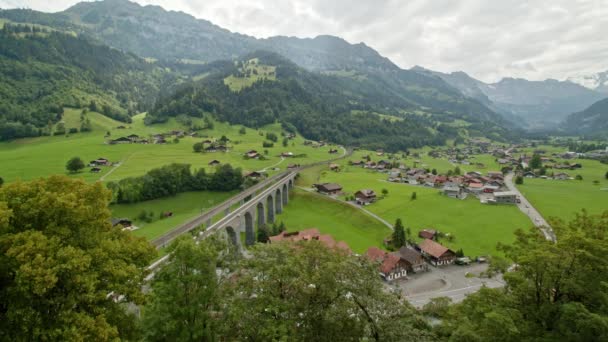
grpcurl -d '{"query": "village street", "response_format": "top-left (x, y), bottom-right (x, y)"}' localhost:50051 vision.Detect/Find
top-left (504, 173), bottom-right (557, 241)
top-left (394, 263), bottom-right (505, 308)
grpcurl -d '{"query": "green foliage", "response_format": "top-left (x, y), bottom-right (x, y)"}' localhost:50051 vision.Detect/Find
top-left (218, 242), bottom-right (434, 341)
top-left (192, 141), bottom-right (204, 152)
top-left (605, 170), bottom-right (608, 180)
top-left (282, 137), bottom-right (288, 147)
top-left (257, 224), bottom-right (269, 243)
top-left (262, 141), bottom-right (274, 148)
top-left (265, 132), bottom-right (278, 142)
top-left (0, 176), bottom-right (3, 187)
top-left (107, 163), bottom-right (243, 204)
top-left (422, 297), bottom-right (453, 318)
top-left (238, 126), bottom-right (246, 135)
top-left (0, 176), bottom-right (156, 340)
top-left (381, 188), bottom-right (389, 196)
top-left (65, 156), bottom-right (85, 173)
top-left (575, 174), bottom-right (583, 180)
top-left (392, 218), bottom-right (406, 248)
top-left (411, 191), bottom-right (417, 200)
top-left (142, 236), bottom-right (232, 341)
top-left (529, 153), bottom-right (542, 169)
top-left (515, 175), bottom-right (524, 185)
top-left (438, 210), bottom-right (608, 341)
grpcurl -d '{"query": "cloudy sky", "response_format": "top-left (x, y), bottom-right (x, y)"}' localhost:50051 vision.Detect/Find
top-left (2, 0), bottom-right (607, 83)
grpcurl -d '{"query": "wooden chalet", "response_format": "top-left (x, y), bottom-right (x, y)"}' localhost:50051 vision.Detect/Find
top-left (417, 239), bottom-right (456, 266)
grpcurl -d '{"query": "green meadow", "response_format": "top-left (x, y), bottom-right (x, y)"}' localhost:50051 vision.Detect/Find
top-left (0, 108), bottom-right (336, 183)
top-left (298, 151), bottom-right (531, 257)
top-left (276, 189), bottom-right (391, 253)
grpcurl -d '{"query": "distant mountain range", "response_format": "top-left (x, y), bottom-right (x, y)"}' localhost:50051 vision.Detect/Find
top-left (568, 71), bottom-right (608, 95)
top-left (411, 66), bottom-right (606, 130)
top-left (0, 0), bottom-right (606, 140)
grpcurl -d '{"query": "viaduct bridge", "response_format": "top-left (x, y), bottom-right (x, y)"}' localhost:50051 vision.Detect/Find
top-left (148, 148), bottom-right (350, 271)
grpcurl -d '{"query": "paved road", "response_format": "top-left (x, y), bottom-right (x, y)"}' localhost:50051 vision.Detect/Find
top-left (392, 264), bottom-right (505, 307)
top-left (504, 173), bottom-right (556, 241)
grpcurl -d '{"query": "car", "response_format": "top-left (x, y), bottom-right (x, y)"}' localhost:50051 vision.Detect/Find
top-left (455, 257), bottom-right (471, 265)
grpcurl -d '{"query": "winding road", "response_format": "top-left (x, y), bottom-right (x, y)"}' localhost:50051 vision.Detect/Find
top-left (504, 173), bottom-right (556, 241)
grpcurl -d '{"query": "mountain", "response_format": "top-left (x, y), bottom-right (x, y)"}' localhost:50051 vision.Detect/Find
top-left (0, 22), bottom-right (179, 141)
top-left (562, 97), bottom-right (608, 137)
top-left (568, 71), bottom-right (608, 95)
top-left (413, 67), bottom-right (606, 130)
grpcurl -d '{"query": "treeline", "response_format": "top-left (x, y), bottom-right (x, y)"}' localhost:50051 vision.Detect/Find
top-left (0, 29), bottom-right (179, 140)
top-left (106, 163), bottom-right (243, 204)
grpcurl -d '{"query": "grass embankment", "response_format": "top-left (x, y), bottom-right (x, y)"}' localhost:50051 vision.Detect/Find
top-left (276, 189), bottom-right (391, 254)
top-left (111, 190), bottom-right (236, 240)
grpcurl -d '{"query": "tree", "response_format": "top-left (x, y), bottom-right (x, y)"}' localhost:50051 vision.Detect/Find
top-left (0, 176), bottom-right (156, 340)
top-left (0, 176), bottom-right (3, 187)
top-left (381, 188), bottom-right (389, 196)
top-left (257, 225), bottom-right (270, 243)
top-left (575, 174), bottom-right (583, 181)
top-left (411, 191), bottom-right (417, 200)
top-left (605, 171), bottom-right (608, 180)
top-left (218, 242), bottom-right (434, 341)
top-left (431, 168), bottom-right (437, 175)
top-left (282, 137), bottom-right (288, 147)
top-left (66, 156), bottom-right (85, 173)
top-left (530, 153), bottom-right (542, 169)
top-left (193, 142), bottom-right (204, 152)
top-left (454, 166), bottom-right (461, 175)
top-left (392, 218), bottom-right (406, 248)
top-left (142, 236), bottom-right (229, 341)
top-left (515, 175), bottom-right (524, 185)
top-left (239, 127), bottom-right (246, 135)
top-left (438, 210), bottom-right (608, 341)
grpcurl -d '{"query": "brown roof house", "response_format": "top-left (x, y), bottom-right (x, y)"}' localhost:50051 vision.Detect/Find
top-left (355, 189), bottom-right (377, 205)
top-left (396, 247), bottom-right (429, 273)
top-left (269, 228), bottom-right (351, 254)
top-left (329, 163), bottom-right (341, 172)
top-left (417, 239), bottom-right (456, 266)
top-left (313, 183), bottom-right (342, 195)
top-left (418, 229), bottom-right (437, 240)
top-left (366, 247), bottom-right (408, 281)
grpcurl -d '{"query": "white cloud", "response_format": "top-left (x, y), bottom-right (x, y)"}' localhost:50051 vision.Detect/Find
top-left (1, 0), bottom-right (607, 83)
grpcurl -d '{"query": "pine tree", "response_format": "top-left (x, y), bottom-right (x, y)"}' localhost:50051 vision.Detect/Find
top-left (392, 218), bottom-right (406, 248)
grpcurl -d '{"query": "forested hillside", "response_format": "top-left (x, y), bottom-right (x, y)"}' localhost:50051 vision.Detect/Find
top-left (562, 97), bottom-right (608, 137)
top-left (0, 23), bottom-right (179, 140)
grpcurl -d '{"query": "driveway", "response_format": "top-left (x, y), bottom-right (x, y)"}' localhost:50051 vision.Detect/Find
top-left (504, 173), bottom-right (556, 241)
top-left (389, 263), bottom-right (505, 307)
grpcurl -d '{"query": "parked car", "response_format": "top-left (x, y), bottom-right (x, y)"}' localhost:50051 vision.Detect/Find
top-left (455, 257), bottom-right (471, 265)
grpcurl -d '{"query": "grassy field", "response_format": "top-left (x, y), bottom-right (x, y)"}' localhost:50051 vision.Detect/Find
top-left (224, 58), bottom-right (277, 92)
top-left (111, 190), bottom-right (236, 240)
top-left (276, 189), bottom-right (391, 253)
top-left (298, 154), bottom-right (531, 257)
top-left (0, 108), bottom-right (336, 183)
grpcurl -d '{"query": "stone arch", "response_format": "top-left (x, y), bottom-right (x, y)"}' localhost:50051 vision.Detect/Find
top-left (244, 211), bottom-right (255, 246)
top-left (275, 188), bottom-right (282, 214)
top-left (266, 194), bottom-right (275, 223)
top-left (282, 184), bottom-right (288, 205)
top-left (288, 178), bottom-right (294, 189)
top-left (226, 226), bottom-right (238, 247)
top-left (256, 202), bottom-right (265, 228)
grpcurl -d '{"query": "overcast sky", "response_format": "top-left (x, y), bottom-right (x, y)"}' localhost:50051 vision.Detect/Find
top-left (2, 0), bottom-right (607, 83)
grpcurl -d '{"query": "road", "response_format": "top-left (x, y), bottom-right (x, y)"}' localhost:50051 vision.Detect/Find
top-left (504, 173), bottom-right (556, 241)
top-left (393, 263), bottom-right (505, 307)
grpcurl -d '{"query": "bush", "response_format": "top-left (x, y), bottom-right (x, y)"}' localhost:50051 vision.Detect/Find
top-left (66, 157), bottom-right (85, 173)
top-left (575, 174), bottom-right (583, 181)
top-left (68, 127), bottom-right (78, 134)
top-left (515, 175), bottom-right (524, 185)
top-left (262, 141), bottom-right (274, 148)
top-left (266, 132), bottom-right (278, 142)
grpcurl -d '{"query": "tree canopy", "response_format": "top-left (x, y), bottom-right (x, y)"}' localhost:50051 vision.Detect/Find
top-left (0, 176), bottom-right (157, 341)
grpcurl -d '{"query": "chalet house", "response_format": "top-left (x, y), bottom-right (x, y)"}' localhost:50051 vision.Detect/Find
top-left (287, 164), bottom-right (300, 169)
top-left (216, 145), bottom-right (228, 152)
top-left (442, 184), bottom-right (462, 198)
top-left (154, 136), bottom-right (167, 144)
top-left (434, 175), bottom-right (448, 187)
top-left (492, 191), bottom-right (518, 204)
top-left (418, 229), bottom-right (437, 240)
top-left (201, 139), bottom-right (213, 144)
top-left (111, 136), bottom-right (132, 144)
top-left (483, 185), bottom-right (500, 193)
top-left (466, 171), bottom-right (482, 178)
top-left (246, 150), bottom-right (260, 159)
top-left (467, 182), bottom-right (484, 193)
top-left (281, 152), bottom-right (294, 158)
top-left (355, 189), bottom-right (377, 205)
top-left (554, 173), bottom-right (570, 180)
top-left (350, 160), bottom-right (365, 166)
top-left (365, 161), bottom-right (377, 169)
top-left (417, 239), bottom-right (456, 266)
top-left (366, 247), bottom-right (408, 281)
top-left (396, 247), bottom-right (429, 273)
top-left (328, 148), bottom-right (339, 154)
top-left (111, 218), bottom-right (132, 228)
top-left (270, 228), bottom-right (351, 253)
top-left (244, 171), bottom-right (263, 180)
top-left (314, 183), bottom-right (343, 195)
top-left (329, 163), bottom-right (340, 171)
top-left (127, 134), bottom-right (139, 141)
top-left (208, 160), bottom-right (221, 166)
top-left (523, 171), bottom-right (536, 178)
top-left (90, 158), bottom-right (110, 166)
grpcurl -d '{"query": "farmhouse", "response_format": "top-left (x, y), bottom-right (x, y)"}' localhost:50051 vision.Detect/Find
top-left (396, 247), bottom-right (429, 273)
top-left (493, 191), bottom-right (518, 204)
top-left (417, 239), bottom-right (456, 266)
top-left (111, 136), bottom-right (132, 144)
top-left (208, 160), bottom-right (221, 166)
top-left (245, 150), bottom-right (260, 159)
top-left (329, 163), bottom-right (340, 171)
top-left (366, 247), bottom-right (408, 281)
top-left (281, 152), bottom-right (294, 158)
top-left (328, 148), bottom-right (338, 154)
top-left (418, 229), bottom-right (436, 240)
top-left (487, 171), bottom-right (504, 179)
top-left (90, 158), bottom-right (110, 166)
top-left (350, 160), bottom-right (365, 166)
top-left (270, 228), bottom-right (351, 253)
top-left (244, 171), bottom-right (264, 180)
top-left (111, 218), bottom-right (132, 228)
top-left (442, 184), bottom-right (462, 198)
top-left (314, 183), bottom-right (343, 195)
top-left (355, 189), bottom-right (377, 205)
top-left (554, 172), bottom-right (570, 180)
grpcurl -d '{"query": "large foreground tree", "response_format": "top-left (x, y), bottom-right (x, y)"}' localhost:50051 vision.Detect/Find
top-left (437, 210), bottom-right (608, 341)
top-left (218, 241), bottom-right (434, 341)
top-left (0, 176), bottom-right (156, 341)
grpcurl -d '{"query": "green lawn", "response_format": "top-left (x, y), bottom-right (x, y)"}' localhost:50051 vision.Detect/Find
top-left (299, 159), bottom-right (531, 257)
top-left (275, 190), bottom-right (391, 253)
top-left (111, 190), bottom-right (236, 240)
top-left (0, 108), bottom-right (335, 183)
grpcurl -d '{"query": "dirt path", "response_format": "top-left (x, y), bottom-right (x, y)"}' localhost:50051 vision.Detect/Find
top-left (257, 157), bottom-right (285, 172)
top-left (99, 153), bottom-right (134, 181)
